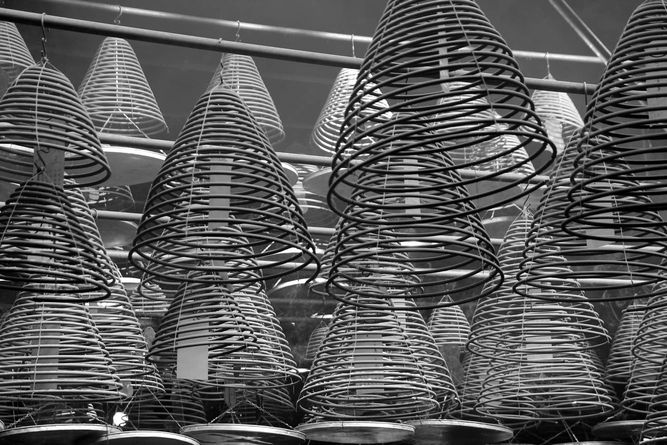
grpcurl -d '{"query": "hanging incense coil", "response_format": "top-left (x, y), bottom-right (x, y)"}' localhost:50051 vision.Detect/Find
top-left (0, 287), bottom-right (123, 404)
top-left (605, 303), bottom-right (646, 390)
top-left (0, 21), bottom-right (34, 84)
top-left (207, 53), bottom-right (284, 145)
top-left (477, 346), bottom-right (616, 424)
top-left (304, 322), bottom-right (329, 364)
top-left (0, 61), bottom-right (110, 186)
top-left (298, 295), bottom-right (458, 422)
top-left (78, 37), bottom-right (167, 136)
top-left (640, 358), bottom-right (667, 443)
top-left (519, 132), bottom-right (667, 303)
top-left (147, 272), bottom-right (257, 370)
top-left (0, 179), bottom-right (115, 301)
top-left (573, 0), bottom-right (667, 209)
top-left (293, 163), bottom-right (337, 228)
top-left (331, 0), bottom-right (554, 214)
top-left (82, 185), bottom-right (135, 211)
top-left (125, 372), bottom-right (206, 432)
top-left (428, 295), bottom-right (471, 347)
top-left (531, 75), bottom-right (583, 154)
top-left (130, 86), bottom-right (317, 285)
top-left (129, 278), bottom-right (170, 319)
top-left (468, 210), bottom-right (609, 355)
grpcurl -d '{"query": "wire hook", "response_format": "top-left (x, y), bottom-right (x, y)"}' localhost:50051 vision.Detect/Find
top-left (235, 20), bottom-right (241, 42)
top-left (351, 33), bottom-right (356, 58)
top-left (545, 51), bottom-right (551, 76)
top-left (40, 13), bottom-right (48, 61)
top-left (114, 5), bottom-right (123, 25)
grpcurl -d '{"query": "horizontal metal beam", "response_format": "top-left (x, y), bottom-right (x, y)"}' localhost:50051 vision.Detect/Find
top-left (9, 0), bottom-right (605, 66)
top-left (0, 8), bottom-right (598, 95)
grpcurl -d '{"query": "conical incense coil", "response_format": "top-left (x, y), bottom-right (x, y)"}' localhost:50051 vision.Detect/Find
top-left (640, 358), bottom-right (667, 443)
top-left (0, 61), bottom-right (110, 186)
top-left (0, 21), bottom-right (34, 84)
top-left (208, 53), bottom-right (284, 145)
top-left (605, 303), bottom-right (646, 389)
top-left (576, 0), bottom-right (667, 207)
top-left (200, 385), bottom-right (296, 427)
top-left (477, 346), bottom-right (616, 424)
top-left (82, 185), bottom-right (134, 211)
top-left (147, 272), bottom-right (257, 371)
top-left (331, 0), bottom-right (554, 213)
top-left (298, 295), bottom-right (457, 422)
top-left (521, 133), bottom-right (667, 302)
top-left (428, 295), bottom-right (471, 347)
top-left (78, 37), bottom-right (167, 136)
top-left (0, 287), bottom-right (123, 403)
top-left (531, 75), bottom-right (583, 154)
top-left (125, 371), bottom-right (206, 432)
top-left (469, 210), bottom-right (609, 354)
top-left (130, 278), bottom-right (170, 319)
top-left (130, 86), bottom-right (317, 285)
top-left (0, 179), bottom-right (115, 301)
top-left (304, 322), bottom-right (329, 364)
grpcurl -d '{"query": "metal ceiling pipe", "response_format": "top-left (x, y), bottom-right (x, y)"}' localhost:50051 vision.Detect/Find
top-left (0, 8), bottom-right (598, 95)
top-left (8, 0), bottom-right (605, 66)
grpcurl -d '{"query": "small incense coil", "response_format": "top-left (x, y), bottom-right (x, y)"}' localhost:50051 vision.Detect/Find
top-left (0, 287), bottom-right (123, 403)
top-left (428, 295), bottom-right (471, 347)
top-left (298, 295), bottom-right (457, 422)
top-left (605, 303), bottom-right (646, 389)
top-left (78, 37), bottom-right (167, 136)
top-left (520, 132), bottom-right (667, 302)
top-left (130, 86), bottom-right (318, 285)
top-left (146, 272), bottom-right (257, 370)
top-left (125, 371), bottom-right (207, 432)
top-left (575, 0), bottom-right (667, 209)
top-left (0, 179), bottom-right (115, 301)
top-left (469, 210), bottom-right (609, 355)
top-left (304, 323), bottom-right (329, 364)
top-left (207, 53), bottom-right (284, 145)
top-left (0, 61), bottom-right (110, 186)
top-left (531, 75), bottom-right (583, 154)
top-left (129, 277), bottom-right (170, 319)
top-left (331, 0), bottom-right (554, 214)
top-left (0, 21), bottom-right (34, 84)
top-left (82, 185), bottom-right (135, 211)
top-left (477, 346), bottom-right (616, 424)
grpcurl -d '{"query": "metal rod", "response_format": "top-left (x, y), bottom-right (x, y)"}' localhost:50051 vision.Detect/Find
top-left (11, 0), bottom-right (605, 66)
top-left (548, 0), bottom-right (611, 64)
top-left (0, 8), bottom-right (598, 94)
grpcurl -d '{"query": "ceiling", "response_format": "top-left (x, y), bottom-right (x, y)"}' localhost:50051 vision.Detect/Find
top-left (1, 0), bottom-right (645, 365)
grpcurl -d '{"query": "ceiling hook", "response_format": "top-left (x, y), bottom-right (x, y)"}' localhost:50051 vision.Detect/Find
top-left (114, 5), bottom-right (123, 25)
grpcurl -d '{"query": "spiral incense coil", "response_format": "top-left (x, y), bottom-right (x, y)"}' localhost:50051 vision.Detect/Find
top-left (298, 295), bottom-right (457, 422)
top-left (130, 86), bottom-right (318, 285)
top-left (0, 61), bottom-right (110, 186)
top-left (126, 372), bottom-right (206, 432)
top-left (0, 287), bottom-right (123, 403)
top-left (330, 0), bottom-right (554, 213)
top-left (427, 295), bottom-right (471, 347)
top-left (199, 385), bottom-right (297, 427)
top-left (477, 347), bottom-right (616, 424)
top-left (82, 185), bottom-right (135, 211)
top-left (469, 210), bottom-right (609, 354)
top-left (640, 359), bottom-right (667, 443)
top-left (531, 75), bottom-right (583, 154)
top-left (605, 303), bottom-right (646, 389)
top-left (207, 53), bottom-right (284, 145)
top-left (0, 179), bottom-right (116, 301)
top-left (147, 272), bottom-right (257, 369)
top-left (78, 37), bottom-right (167, 136)
top-left (572, 0), bottom-right (667, 210)
top-left (130, 278), bottom-right (171, 318)
top-left (0, 21), bottom-right (34, 84)
top-left (304, 323), bottom-right (329, 364)
top-left (519, 133), bottom-right (667, 302)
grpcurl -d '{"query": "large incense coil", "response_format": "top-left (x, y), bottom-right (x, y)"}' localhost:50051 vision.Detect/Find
top-left (298, 295), bottom-right (457, 422)
top-left (605, 303), bottom-right (646, 389)
top-left (199, 386), bottom-right (296, 427)
top-left (640, 359), bottom-right (667, 443)
top-left (469, 210), bottom-right (609, 354)
top-left (125, 372), bottom-right (206, 432)
top-left (0, 179), bottom-right (115, 301)
top-left (0, 21), bottom-right (34, 84)
top-left (531, 75), bottom-right (583, 154)
top-left (82, 185), bottom-right (135, 211)
top-left (147, 272), bottom-right (257, 369)
top-left (130, 86), bottom-right (317, 285)
top-left (477, 347), bottom-right (616, 424)
top-left (0, 61), bottom-right (110, 186)
top-left (519, 133), bottom-right (667, 302)
top-left (78, 37), bottom-right (167, 136)
top-left (0, 287), bottom-right (123, 403)
top-left (331, 0), bottom-right (554, 214)
top-left (207, 53), bottom-right (284, 145)
top-left (572, 0), bottom-right (667, 208)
